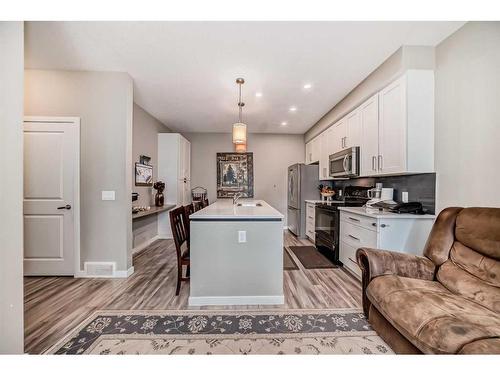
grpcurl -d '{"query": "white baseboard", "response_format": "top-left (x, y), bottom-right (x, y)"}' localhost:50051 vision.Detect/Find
top-left (188, 295), bottom-right (284, 306)
top-left (76, 262), bottom-right (134, 278)
top-left (157, 234), bottom-right (172, 240)
top-left (132, 235), bottom-right (160, 255)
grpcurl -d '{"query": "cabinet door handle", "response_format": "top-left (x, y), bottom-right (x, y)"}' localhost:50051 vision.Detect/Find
top-left (348, 216), bottom-right (360, 222)
top-left (344, 137), bottom-right (348, 148)
top-left (308, 216), bottom-right (314, 219)
top-left (371, 222), bottom-right (377, 227)
top-left (348, 234), bottom-right (360, 241)
top-left (380, 224), bottom-right (388, 228)
top-left (378, 155), bottom-right (383, 170)
top-left (372, 156), bottom-right (377, 171)
top-left (309, 153), bottom-right (312, 162)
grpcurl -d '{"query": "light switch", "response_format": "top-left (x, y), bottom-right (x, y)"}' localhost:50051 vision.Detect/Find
top-left (238, 230), bottom-right (247, 243)
top-left (402, 191), bottom-right (409, 203)
top-left (102, 191), bottom-right (116, 201)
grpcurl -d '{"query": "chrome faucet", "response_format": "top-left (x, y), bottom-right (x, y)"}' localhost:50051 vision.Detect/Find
top-left (233, 192), bottom-right (243, 205)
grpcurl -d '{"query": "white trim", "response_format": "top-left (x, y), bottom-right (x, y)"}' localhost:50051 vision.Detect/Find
top-left (78, 262), bottom-right (134, 278)
top-left (188, 295), bottom-right (284, 306)
top-left (157, 234), bottom-right (173, 240)
top-left (23, 116), bottom-right (81, 277)
top-left (132, 235), bottom-right (159, 255)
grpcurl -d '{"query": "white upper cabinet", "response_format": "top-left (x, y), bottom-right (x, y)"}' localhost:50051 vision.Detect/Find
top-left (319, 131), bottom-right (329, 180)
top-left (378, 75), bottom-right (406, 174)
top-left (345, 109), bottom-right (361, 148)
top-left (360, 93), bottom-right (380, 176)
top-left (305, 69), bottom-right (434, 178)
top-left (305, 135), bottom-right (320, 165)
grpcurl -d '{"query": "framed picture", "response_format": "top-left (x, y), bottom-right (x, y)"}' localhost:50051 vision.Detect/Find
top-left (216, 152), bottom-right (254, 198)
top-left (135, 163), bottom-right (153, 186)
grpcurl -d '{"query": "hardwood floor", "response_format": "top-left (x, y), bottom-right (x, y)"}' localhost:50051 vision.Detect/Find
top-left (24, 231), bottom-right (361, 354)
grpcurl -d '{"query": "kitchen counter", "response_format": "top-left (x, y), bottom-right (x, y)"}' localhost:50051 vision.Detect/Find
top-left (338, 206), bottom-right (435, 219)
top-left (305, 199), bottom-right (327, 204)
top-left (132, 204), bottom-right (175, 220)
top-left (190, 199), bottom-right (284, 220)
top-left (189, 199), bottom-right (284, 306)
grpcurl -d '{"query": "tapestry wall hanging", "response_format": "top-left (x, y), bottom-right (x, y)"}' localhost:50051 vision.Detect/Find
top-left (216, 152), bottom-right (254, 198)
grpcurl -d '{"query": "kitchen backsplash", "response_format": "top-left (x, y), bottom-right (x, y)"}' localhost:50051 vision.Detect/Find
top-left (332, 173), bottom-right (436, 214)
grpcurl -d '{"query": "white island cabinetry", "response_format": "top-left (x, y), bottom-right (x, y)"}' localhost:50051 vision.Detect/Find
top-left (188, 200), bottom-right (284, 306)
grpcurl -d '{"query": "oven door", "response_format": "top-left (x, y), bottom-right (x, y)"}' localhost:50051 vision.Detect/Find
top-left (314, 206), bottom-right (340, 264)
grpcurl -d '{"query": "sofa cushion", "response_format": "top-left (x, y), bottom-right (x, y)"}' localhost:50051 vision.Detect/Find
top-left (437, 260), bottom-right (500, 313)
top-left (455, 207), bottom-right (500, 260)
top-left (367, 275), bottom-right (500, 354)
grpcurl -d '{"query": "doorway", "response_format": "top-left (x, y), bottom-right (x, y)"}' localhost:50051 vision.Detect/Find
top-left (23, 117), bottom-right (80, 276)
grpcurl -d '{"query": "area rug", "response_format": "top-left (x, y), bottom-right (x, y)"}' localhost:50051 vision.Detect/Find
top-left (46, 309), bottom-right (393, 355)
top-left (289, 246), bottom-right (337, 269)
top-left (283, 247), bottom-right (299, 270)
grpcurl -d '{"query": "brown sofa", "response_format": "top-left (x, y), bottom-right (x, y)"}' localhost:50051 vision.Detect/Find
top-left (356, 207), bottom-right (500, 354)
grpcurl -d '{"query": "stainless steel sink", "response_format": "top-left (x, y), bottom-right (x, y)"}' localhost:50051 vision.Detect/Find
top-left (237, 202), bottom-right (263, 207)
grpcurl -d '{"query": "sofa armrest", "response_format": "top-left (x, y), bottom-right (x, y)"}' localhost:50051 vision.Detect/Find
top-left (356, 247), bottom-right (435, 317)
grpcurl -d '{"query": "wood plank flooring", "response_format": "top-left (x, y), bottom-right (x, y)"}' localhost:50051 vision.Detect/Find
top-left (24, 231), bottom-right (361, 354)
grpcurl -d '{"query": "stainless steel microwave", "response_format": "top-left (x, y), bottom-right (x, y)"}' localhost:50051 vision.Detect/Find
top-left (329, 146), bottom-right (360, 178)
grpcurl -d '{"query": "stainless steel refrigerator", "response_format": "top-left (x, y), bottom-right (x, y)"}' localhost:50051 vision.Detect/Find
top-left (287, 163), bottom-right (320, 238)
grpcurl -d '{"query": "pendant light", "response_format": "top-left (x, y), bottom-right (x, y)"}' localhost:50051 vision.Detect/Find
top-left (232, 78), bottom-right (247, 147)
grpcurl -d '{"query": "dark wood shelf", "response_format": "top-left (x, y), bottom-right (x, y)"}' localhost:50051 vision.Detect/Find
top-left (132, 204), bottom-right (176, 220)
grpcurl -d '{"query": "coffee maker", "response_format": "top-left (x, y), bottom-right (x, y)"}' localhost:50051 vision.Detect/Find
top-left (366, 183), bottom-right (396, 208)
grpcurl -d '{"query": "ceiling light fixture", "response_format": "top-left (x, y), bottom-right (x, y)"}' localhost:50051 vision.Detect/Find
top-left (281, 121), bottom-right (288, 126)
top-left (303, 83), bottom-right (312, 89)
top-left (232, 78), bottom-right (247, 151)
top-left (289, 106), bottom-right (297, 112)
top-left (255, 92), bottom-right (262, 97)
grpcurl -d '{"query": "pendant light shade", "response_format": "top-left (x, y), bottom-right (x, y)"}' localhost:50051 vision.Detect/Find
top-left (232, 122), bottom-right (247, 144)
top-left (232, 78), bottom-right (247, 145)
top-left (234, 142), bottom-right (247, 153)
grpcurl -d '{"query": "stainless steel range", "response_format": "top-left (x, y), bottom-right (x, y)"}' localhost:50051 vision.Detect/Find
top-left (315, 186), bottom-right (371, 264)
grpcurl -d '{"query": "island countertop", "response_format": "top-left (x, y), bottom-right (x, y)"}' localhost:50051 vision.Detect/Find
top-left (190, 199), bottom-right (284, 220)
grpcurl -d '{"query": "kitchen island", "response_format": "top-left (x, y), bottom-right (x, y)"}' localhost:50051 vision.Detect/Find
top-left (188, 199), bottom-right (284, 306)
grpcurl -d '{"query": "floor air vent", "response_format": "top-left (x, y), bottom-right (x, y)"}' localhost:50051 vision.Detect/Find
top-left (84, 262), bottom-right (115, 277)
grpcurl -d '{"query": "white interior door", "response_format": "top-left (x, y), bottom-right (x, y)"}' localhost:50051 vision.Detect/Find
top-left (23, 118), bottom-right (80, 276)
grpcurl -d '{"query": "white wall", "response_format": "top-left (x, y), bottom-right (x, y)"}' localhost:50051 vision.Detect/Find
top-left (0, 21), bottom-right (24, 353)
top-left (305, 46), bottom-right (435, 142)
top-left (184, 133), bottom-right (305, 226)
top-left (435, 22), bottom-right (500, 210)
top-left (24, 69), bottom-right (134, 272)
top-left (132, 103), bottom-right (171, 250)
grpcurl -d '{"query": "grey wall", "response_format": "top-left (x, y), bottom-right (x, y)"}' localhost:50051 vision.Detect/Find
top-left (132, 103), bottom-right (171, 250)
top-left (0, 21), bottom-right (24, 354)
top-left (184, 133), bottom-right (305, 226)
top-left (305, 46), bottom-right (435, 142)
top-left (24, 69), bottom-right (134, 271)
top-left (435, 22), bottom-right (500, 210)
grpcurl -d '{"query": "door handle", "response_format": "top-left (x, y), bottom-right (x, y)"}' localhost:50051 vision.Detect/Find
top-left (378, 155), bottom-right (383, 170)
top-left (57, 204), bottom-right (72, 210)
top-left (342, 155), bottom-right (349, 173)
top-left (372, 156), bottom-right (377, 171)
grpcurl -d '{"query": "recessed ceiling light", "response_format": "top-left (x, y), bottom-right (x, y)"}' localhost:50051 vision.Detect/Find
top-left (289, 106), bottom-right (297, 112)
top-left (255, 92), bottom-right (262, 97)
top-left (281, 121), bottom-right (288, 126)
top-left (303, 83), bottom-right (312, 89)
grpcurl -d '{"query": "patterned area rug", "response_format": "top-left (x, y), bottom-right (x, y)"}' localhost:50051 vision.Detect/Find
top-left (47, 309), bottom-right (393, 355)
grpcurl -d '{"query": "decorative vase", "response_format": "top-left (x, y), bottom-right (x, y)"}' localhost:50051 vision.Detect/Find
top-left (155, 192), bottom-right (164, 207)
top-left (153, 181), bottom-right (166, 207)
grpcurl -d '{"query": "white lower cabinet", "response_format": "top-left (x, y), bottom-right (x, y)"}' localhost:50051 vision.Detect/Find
top-left (339, 210), bottom-right (435, 279)
top-left (305, 203), bottom-right (316, 242)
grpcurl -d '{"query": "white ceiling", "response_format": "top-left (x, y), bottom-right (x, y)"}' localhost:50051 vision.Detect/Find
top-left (25, 21), bottom-right (464, 134)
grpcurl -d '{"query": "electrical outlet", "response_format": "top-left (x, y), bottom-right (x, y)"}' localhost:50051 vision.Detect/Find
top-left (238, 230), bottom-right (247, 243)
top-left (402, 191), bottom-right (409, 203)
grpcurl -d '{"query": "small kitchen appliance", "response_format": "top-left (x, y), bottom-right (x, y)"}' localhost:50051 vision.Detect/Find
top-left (366, 187), bottom-right (396, 208)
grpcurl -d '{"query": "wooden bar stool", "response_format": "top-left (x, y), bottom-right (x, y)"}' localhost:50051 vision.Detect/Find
top-left (169, 206), bottom-right (191, 295)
